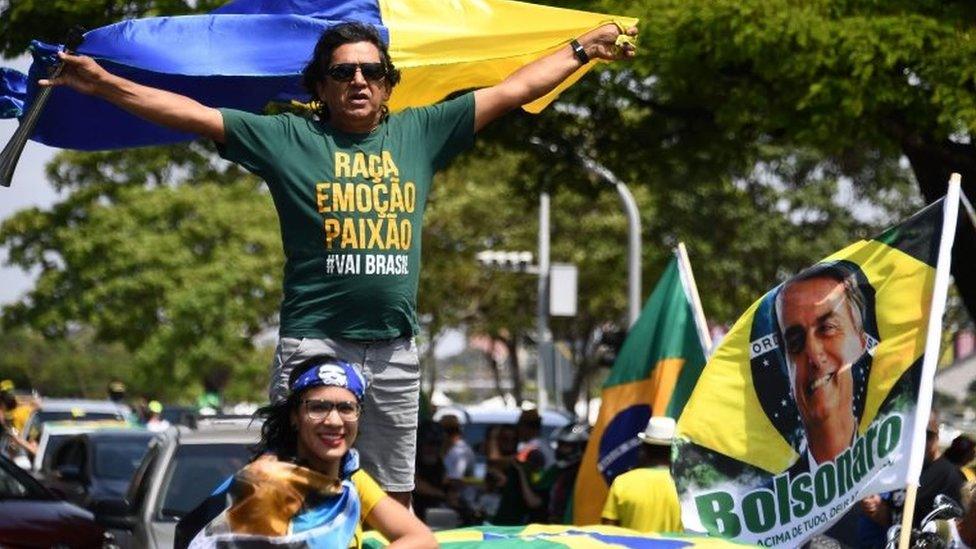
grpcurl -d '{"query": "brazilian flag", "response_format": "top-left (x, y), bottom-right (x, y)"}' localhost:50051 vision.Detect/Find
top-left (674, 188), bottom-right (962, 547)
top-left (0, 0), bottom-right (637, 150)
top-left (573, 254), bottom-right (709, 525)
top-left (363, 524), bottom-right (751, 547)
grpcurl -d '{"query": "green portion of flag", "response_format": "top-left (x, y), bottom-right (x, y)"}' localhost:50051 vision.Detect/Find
top-left (605, 257), bottom-right (706, 392)
top-left (874, 199), bottom-right (942, 267)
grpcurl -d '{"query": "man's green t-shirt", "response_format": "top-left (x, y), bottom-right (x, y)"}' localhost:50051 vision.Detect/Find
top-left (218, 93), bottom-right (475, 340)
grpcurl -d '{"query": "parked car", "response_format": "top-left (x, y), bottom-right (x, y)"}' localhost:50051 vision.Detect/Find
top-left (94, 417), bottom-right (259, 548)
top-left (44, 429), bottom-right (156, 509)
top-left (23, 398), bottom-right (131, 443)
top-left (0, 453), bottom-right (110, 548)
top-left (158, 405), bottom-right (198, 428)
top-left (30, 420), bottom-right (131, 477)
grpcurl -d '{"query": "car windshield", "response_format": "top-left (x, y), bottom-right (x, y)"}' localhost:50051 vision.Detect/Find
top-left (157, 443), bottom-right (251, 520)
top-left (94, 440), bottom-right (152, 480)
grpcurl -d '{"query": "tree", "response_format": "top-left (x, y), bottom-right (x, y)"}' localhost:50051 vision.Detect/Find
top-left (0, 0), bottom-right (219, 58)
top-left (1, 143), bottom-right (281, 400)
top-left (560, 0), bottom-right (976, 314)
top-left (0, 0), bottom-right (933, 405)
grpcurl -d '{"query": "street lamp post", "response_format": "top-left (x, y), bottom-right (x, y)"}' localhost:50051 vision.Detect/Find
top-left (537, 192), bottom-right (551, 410)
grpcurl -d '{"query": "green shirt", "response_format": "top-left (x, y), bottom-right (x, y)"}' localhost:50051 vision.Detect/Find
top-left (218, 93), bottom-right (474, 340)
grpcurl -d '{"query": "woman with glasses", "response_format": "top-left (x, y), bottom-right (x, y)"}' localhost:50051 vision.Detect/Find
top-left (177, 358), bottom-right (436, 548)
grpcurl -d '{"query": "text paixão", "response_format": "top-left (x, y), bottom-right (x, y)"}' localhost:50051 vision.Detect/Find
top-left (695, 414), bottom-right (902, 538)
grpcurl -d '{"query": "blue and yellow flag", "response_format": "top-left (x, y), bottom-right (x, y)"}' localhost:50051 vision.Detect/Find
top-left (573, 254), bottom-right (709, 525)
top-left (674, 195), bottom-right (959, 547)
top-left (0, 0), bottom-right (637, 150)
top-left (363, 524), bottom-right (751, 547)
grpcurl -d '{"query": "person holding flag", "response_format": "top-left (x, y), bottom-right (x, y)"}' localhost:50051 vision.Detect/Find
top-left (37, 16), bottom-right (637, 507)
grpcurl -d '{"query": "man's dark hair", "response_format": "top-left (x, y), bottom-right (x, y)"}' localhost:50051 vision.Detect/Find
top-left (302, 22), bottom-right (401, 120)
top-left (638, 442), bottom-right (671, 467)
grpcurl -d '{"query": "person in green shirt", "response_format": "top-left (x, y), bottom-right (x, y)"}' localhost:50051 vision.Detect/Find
top-left (42, 20), bottom-right (637, 507)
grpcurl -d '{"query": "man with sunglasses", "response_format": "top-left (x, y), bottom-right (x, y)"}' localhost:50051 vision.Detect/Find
top-left (43, 20), bottom-right (637, 508)
top-left (775, 263), bottom-right (870, 465)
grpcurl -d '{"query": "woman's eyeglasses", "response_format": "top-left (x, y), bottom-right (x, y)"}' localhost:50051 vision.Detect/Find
top-left (326, 62), bottom-right (387, 83)
top-left (302, 399), bottom-right (360, 421)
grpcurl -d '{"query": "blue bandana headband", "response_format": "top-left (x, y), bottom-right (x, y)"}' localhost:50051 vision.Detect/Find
top-left (291, 360), bottom-right (367, 402)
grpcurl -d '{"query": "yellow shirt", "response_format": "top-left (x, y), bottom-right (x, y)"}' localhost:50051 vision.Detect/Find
top-left (601, 467), bottom-right (683, 533)
top-left (10, 404), bottom-right (31, 433)
top-left (351, 469), bottom-right (387, 548)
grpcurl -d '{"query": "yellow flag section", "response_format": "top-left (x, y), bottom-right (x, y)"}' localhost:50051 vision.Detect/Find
top-left (379, 0), bottom-right (639, 113)
top-left (678, 240), bottom-right (933, 472)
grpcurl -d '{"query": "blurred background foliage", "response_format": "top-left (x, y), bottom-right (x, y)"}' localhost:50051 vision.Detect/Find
top-left (1, 0), bottom-right (973, 403)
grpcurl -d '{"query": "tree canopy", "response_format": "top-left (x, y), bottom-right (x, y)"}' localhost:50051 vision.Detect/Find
top-left (2, 0), bottom-right (964, 401)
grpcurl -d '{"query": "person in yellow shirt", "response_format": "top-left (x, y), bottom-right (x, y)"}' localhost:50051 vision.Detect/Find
top-left (601, 416), bottom-right (683, 533)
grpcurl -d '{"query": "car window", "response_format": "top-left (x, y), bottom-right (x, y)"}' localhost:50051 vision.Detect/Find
top-left (94, 440), bottom-right (152, 480)
top-left (156, 443), bottom-right (250, 521)
top-left (0, 463), bottom-right (31, 497)
top-left (0, 459), bottom-right (46, 499)
top-left (41, 434), bottom-right (73, 472)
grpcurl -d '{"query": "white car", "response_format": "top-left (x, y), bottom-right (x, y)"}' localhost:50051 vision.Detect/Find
top-left (30, 421), bottom-right (131, 478)
top-left (22, 398), bottom-right (131, 443)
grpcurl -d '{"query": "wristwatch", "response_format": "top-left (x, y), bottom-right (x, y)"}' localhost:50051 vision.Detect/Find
top-left (570, 39), bottom-right (590, 65)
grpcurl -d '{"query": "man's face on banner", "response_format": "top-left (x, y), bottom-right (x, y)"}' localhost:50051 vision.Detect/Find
top-left (780, 276), bottom-right (866, 457)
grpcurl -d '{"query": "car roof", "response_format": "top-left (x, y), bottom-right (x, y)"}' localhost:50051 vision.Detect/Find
top-left (432, 406), bottom-right (571, 426)
top-left (163, 419), bottom-right (262, 446)
top-left (34, 398), bottom-right (130, 414)
top-left (81, 429), bottom-right (156, 441)
top-left (40, 420), bottom-right (131, 433)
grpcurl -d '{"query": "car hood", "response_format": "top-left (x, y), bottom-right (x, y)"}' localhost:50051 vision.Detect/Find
top-left (0, 500), bottom-right (104, 545)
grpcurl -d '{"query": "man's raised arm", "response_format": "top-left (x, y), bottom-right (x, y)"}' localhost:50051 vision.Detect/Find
top-left (473, 23), bottom-right (637, 133)
top-left (41, 51), bottom-right (225, 143)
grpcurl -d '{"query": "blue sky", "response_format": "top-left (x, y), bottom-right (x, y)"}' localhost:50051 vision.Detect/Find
top-left (0, 55), bottom-right (59, 305)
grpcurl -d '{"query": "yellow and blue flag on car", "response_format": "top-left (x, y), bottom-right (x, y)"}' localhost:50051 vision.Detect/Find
top-left (363, 524), bottom-right (752, 547)
top-left (573, 253), bottom-right (710, 525)
top-left (0, 0), bottom-right (637, 150)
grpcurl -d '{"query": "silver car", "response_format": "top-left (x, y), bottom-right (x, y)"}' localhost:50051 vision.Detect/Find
top-left (94, 417), bottom-right (259, 549)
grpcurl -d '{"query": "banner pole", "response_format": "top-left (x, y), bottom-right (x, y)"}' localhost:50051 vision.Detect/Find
top-left (897, 173), bottom-right (962, 549)
top-left (675, 242), bottom-right (712, 357)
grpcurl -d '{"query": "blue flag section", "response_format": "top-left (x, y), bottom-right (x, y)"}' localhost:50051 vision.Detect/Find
top-left (0, 0), bottom-right (637, 150)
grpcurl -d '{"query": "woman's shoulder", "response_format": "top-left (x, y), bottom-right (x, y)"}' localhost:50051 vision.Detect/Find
top-left (351, 469), bottom-right (387, 513)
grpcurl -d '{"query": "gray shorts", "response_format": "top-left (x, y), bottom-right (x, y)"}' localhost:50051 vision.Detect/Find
top-left (271, 336), bottom-right (420, 493)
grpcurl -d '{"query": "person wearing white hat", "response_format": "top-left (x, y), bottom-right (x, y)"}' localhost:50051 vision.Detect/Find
top-left (600, 416), bottom-right (683, 533)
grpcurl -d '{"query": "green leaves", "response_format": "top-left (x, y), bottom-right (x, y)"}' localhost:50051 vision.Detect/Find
top-left (1, 144), bottom-right (280, 399)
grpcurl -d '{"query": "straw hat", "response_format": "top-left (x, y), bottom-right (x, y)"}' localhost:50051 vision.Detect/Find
top-left (637, 416), bottom-right (676, 446)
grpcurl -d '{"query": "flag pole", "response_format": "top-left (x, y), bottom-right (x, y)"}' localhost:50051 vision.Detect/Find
top-left (898, 173), bottom-right (962, 549)
top-left (675, 242), bottom-right (712, 357)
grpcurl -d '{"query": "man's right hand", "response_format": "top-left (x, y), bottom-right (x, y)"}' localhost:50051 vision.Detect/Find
top-left (38, 51), bottom-right (225, 142)
top-left (39, 51), bottom-right (109, 96)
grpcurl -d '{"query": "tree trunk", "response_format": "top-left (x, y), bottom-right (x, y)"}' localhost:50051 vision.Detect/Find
top-left (503, 335), bottom-right (524, 405)
top-left (483, 340), bottom-right (505, 401)
top-left (897, 131), bottom-right (976, 319)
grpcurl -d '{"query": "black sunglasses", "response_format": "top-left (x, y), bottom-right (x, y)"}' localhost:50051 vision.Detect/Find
top-left (326, 62), bottom-right (387, 83)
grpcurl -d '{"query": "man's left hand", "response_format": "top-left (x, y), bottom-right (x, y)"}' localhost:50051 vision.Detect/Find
top-left (580, 23), bottom-right (639, 62)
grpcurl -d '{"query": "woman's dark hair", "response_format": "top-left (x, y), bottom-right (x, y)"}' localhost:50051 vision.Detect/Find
top-left (251, 361), bottom-right (321, 461)
top-left (301, 22), bottom-right (401, 120)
